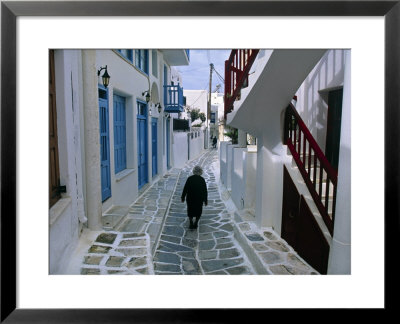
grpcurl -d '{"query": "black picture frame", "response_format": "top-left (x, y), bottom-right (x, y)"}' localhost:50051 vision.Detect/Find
top-left (1, 0), bottom-right (398, 322)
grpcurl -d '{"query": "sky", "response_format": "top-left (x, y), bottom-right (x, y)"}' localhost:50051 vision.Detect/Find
top-left (177, 49), bottom-right (231, 93)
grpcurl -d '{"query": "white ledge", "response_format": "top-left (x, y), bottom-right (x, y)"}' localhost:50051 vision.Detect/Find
top-left (115, 168), bottom-right (135, 182)
top-left (49, 197), bottom-right (72, 226)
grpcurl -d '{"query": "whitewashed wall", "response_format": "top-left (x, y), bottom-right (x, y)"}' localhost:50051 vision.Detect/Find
top-left (172, 130), bottom-right (205, 169)
top-left (50, 50), bottom-right (86, 274)
top-left (295, 50), bottom-right (347, 150)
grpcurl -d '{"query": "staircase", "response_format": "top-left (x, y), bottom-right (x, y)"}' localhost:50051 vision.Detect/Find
top-left (284, 103), bottom-right (337, 235)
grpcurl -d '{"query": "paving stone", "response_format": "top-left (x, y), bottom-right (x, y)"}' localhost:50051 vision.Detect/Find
top-left (107, 270), bottom-right (125, 274)
top-left (269, 265), bottom-right (293, 275)
top-left (266, 241), bottom-right (289, 252)
top-left (182, 238), bottom-right (197, 248)
top-left (136, 268), bottom-right (149, 274)
top-left (219, 223), bottom-right (234, 232)
top-left (95, 233), bottom-right (117, 244)
top-left (238, 223), bottom-right (251, 232)
top-left (263, 231), bottom-right (278, 241)
top-left (160, 235), bottom-right (181, 244)
top-left (252, 243), bottom-right (269, 251)
top-left (225, 266), bottom-right (250, 275)
top-left (177, 251), bottom-right (196, 259)
top-left (154, 263), bottom-right (181, 273)
top-left (126, 256), bottom-right (147, 268)
top-left (199, 233), bottom-right (214, 241)
top-left (286, 253), bottom-right (313, 272)
top-left (123, 233), bottom-right (146, 239)
top-left (163, 225), bottom-right (184, 237)
top-left (199, 239), bottom-right (215, 251)
top-left (201, 258), bottom-right (243, 272)
top-left (154, 252), bottom-right (180, 264)
top-left (213, 231), bottom-right (230, 239)
top-left (119, 239), bottom-right (147, 247)
top-left (205, 270), bottom-right (228, 275)
top-left (88, 245), bottom-right (112, 254)
top-left (215, 242), bottom-right (234, 249)
top-left (259, 251), bottom-right (284, 264)
top-left (106, 256), bottom-right (125, 267)
top-left (119, 219), bottom-right (146, 232)
top-left (198, 225), bottom-right (217, 234)
top-left (84, 255), bottom-right (104, 265)
top-left (115, 248), bottom-right (147, 256)
top-left (81, 268), bottom-right (100, 275)
top-left (161, 241), bottom-right (193, 252)
top-left (245, 232), bottom-right (264, 242)
top-left (182, 259), bottom-right (201, 273)
top-left (219, 248), bottom-right (240, 259)
top-left (198, 250), bottom-right (218, 260)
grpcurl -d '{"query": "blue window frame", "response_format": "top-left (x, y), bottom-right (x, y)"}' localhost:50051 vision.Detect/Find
top-left (135, 49), bottom-right (149, 74)
top-left (116, 49), bottom-right (133, 63)
top-left (113, 94), bottom-right (127, 174)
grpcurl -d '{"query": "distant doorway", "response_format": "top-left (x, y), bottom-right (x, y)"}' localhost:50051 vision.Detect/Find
top-left (151, 118), bottom-right (158, 177)
top-left (137, 101), bottom-right (148, 189)
top-left (325, 88), bottom-right (343, 170)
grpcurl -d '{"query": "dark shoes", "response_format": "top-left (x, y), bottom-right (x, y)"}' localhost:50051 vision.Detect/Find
top-left (189, 218), bottom-right (199, 230)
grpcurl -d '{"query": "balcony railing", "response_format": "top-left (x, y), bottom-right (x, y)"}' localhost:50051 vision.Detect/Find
top-left (224, 49), bottom-right (259, 119)
top-left (284, 103), bottom-right (337, 235)
top-left (164, 84), bottom-right (184, 113)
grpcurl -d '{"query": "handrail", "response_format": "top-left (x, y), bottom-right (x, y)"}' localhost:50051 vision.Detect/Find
top-left (284, 103), bottom-right (337, 235)
top-left (224, 49), bottom-right (259, 119)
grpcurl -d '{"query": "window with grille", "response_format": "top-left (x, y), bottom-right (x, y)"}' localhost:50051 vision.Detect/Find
top-left (135, 49), bottom-right (149, 74)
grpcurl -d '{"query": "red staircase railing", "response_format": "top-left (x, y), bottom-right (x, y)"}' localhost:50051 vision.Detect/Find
top-left (224, 49), bottom-right (259, 119)
top-left (284, 103), bottom-right (337, 235)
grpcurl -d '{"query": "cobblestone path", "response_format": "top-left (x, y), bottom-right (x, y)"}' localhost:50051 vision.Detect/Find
top-left (153, 149), bottom-right (256, 275)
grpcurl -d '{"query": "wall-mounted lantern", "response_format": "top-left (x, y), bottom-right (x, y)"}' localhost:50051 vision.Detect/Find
top-left (97, 65), bottom-right (110, 88)
top-left (156, 103), bottom-right (162, 114)
top-left (142, 90), bottom-right (151, 103)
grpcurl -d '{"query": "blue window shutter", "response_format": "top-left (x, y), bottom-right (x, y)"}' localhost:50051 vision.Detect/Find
top-left (113, 94), bottom-right (126, 173)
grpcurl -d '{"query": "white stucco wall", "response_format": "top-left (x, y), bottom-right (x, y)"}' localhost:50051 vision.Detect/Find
top-left (50, 50), bottom-right (86, 274)
top-left (231, 147), bottom-right (247, 210)
top-left (172, 130), bottom-right (204, 169)
top-left (184, 89), bottom-right (208, 115)
top-left (295, 49), bottom-right (347, 150)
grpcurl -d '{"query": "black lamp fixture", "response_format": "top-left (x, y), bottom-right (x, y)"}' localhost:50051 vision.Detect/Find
top-left (156, 103), bottom-right (162, 114)
top-left (142, 90), bottom-right (151, 103)
top-left (97, 65), bottom-right (110, 88)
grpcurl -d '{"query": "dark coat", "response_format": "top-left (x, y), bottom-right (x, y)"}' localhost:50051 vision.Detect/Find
top-left (181, 174), bottom-right (208, 218)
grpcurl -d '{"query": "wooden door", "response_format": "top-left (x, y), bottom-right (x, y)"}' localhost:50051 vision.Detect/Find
top-left (49, 50), bottom-right (61, 207)
top-left (325, 88), bottom-right (343, 170)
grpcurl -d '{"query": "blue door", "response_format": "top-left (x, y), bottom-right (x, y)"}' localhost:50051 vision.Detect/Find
top-left (151, 118), bottom-right (158, 177)
top-left (166, 117), bottom-right (170, 169)
top-left (99, 88), bottom-right (111, 201)
top-left (113, 94), bottom-right (126, 174)
top-left (137, 101), bottom-right (148, 189)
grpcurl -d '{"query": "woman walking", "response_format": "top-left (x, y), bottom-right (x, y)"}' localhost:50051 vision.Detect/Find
top-left (181, 165), bottom-right (208, 229)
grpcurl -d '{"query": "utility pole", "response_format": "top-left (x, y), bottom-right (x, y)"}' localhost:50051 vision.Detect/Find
top-left (207, 63), bottom-right (213, 148)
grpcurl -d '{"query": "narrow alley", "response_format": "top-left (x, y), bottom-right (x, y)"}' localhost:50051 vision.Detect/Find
top-left (77, 148), bottom-right (318, 276)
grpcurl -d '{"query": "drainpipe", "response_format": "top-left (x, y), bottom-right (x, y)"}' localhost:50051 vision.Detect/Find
top-left (82, 50), bottom-right (102, 231)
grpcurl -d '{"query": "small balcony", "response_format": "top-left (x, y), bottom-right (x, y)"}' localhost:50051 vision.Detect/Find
top-left (161, 49), bottom-right (190, 66)
top-left (164, 84), bottom-right (185, 113)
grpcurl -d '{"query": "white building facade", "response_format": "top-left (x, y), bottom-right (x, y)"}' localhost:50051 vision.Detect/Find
top-left (220, 49), bottom-right (351, 274)
top-left (49, 49), bottom-right (191, 274)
